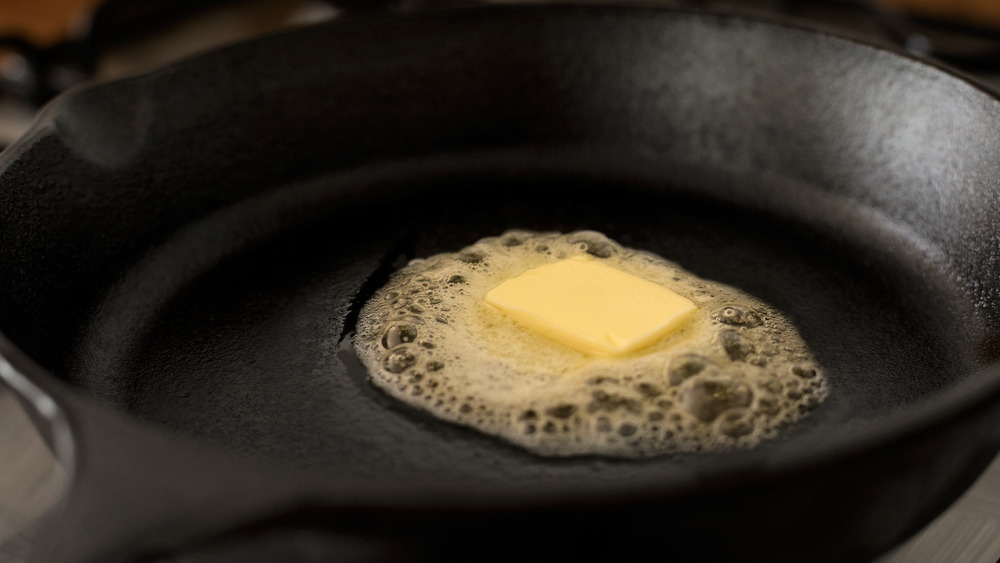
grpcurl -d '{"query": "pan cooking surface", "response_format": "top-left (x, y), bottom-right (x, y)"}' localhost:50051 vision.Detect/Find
top-left (70, 162), bottom-right (978, 487)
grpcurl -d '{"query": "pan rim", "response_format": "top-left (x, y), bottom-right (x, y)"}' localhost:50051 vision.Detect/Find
top-left (5, 1), bottom-right (999, 154)
top-left (2, 331), bottom-right (1000, 509)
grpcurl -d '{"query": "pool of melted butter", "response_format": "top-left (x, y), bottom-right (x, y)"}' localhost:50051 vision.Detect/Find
top-left (355, 230), bottom-right (828, 458)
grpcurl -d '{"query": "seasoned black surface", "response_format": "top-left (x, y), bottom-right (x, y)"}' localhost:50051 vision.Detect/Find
top-left (75, 170), bottom-right (975, 484)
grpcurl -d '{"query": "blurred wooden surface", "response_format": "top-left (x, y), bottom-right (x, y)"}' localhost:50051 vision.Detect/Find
top-left (881, 0), bottom-right (1000, 29)
top-left (0, 0), bottom-right (100, 46)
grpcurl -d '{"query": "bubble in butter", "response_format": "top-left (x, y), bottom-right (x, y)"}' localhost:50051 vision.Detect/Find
top-left (354, 230), bottom-right (828, 458)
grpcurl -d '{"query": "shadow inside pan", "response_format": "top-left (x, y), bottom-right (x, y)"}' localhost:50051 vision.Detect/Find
top-left (69, 155), bottom-right (984, 488)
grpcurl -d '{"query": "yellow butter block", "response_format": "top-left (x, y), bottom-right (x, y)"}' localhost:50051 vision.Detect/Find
top-left (485, 255), bottom-right (696, 356)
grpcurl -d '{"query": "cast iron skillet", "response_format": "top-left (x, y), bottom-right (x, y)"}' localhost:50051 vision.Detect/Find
top-left (2, 4), bottom-right (1000, 562)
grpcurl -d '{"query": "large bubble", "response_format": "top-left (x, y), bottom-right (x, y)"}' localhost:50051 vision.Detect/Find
top-left (354, 230), bottom-right (829, 458)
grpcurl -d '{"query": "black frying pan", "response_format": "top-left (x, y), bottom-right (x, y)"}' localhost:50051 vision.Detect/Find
top-left (2, 4), bottom-right (1000, 562)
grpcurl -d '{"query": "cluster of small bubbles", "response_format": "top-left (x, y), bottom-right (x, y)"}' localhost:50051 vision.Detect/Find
top-left (566, 230), bottom-right (619, 259)
top-left (718, 330), bottom-right (756, 362)
top-left (712, 306), bottom-right (763, 328)
top-left (678, 374), bottom-right (753, 422)
top-left (354, 230), bottom-right (829, 458)
top-left (382, 323), bottom-right (418, 348)
top-left (382, 346), bottom-right (417, 374)
top-left (457, 246), bottom-right (488, 264)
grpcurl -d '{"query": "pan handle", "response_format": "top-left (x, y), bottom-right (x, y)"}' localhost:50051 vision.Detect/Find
top-left (0, 339), bottom-right (403, 563)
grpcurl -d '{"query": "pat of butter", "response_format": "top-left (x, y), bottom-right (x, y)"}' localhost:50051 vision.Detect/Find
top-left (485, 255), bottom-right (696, 356)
